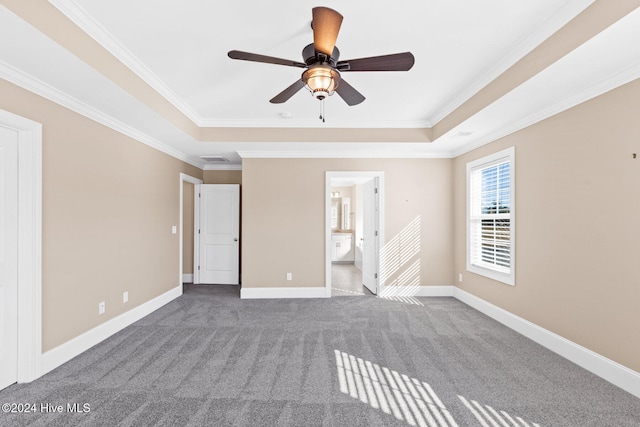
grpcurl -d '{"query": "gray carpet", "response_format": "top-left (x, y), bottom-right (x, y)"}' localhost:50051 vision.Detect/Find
top-left (1, 284), bottom-right (639, 426)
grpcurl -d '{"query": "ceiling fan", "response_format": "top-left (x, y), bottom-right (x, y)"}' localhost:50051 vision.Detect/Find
top-left (227, 7), bottom-right (415, 107)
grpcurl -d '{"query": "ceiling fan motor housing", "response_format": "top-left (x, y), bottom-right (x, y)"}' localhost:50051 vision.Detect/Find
top-left (302, 43), bottom-right (340, 66)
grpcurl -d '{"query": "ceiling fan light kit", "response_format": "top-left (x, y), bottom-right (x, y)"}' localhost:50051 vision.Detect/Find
top-left (228, 6), bottom-right (414, 113)
top-left (303, 65), bottom-right (340, 100)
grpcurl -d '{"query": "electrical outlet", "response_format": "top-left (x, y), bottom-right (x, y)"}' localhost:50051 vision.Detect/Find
top-left (98, 301), bottom-right (105, 315)
top-left (123, 291), bottom-right (129, 303)
top-left (171, 225), bottom-right (177, 234)
top-left (286, 272), bottom-right (292, 281)
top-left (458, 273), bottom-right (463, 282)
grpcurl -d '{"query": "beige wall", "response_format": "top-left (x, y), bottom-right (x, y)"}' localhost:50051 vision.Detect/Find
top-left (0, 78), bottom-right (203, 351)
top-left (452, 78), bottom-right (640, 372)
top-left (242, 158), bottom-right (453, 288)
top-left (203, 169), bottom-right (242, 184)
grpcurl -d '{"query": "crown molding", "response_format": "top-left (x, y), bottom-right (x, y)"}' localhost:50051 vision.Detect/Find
top-left (237, 150), bottom-right (453, 159)
top-left (429, 0), bottom-right (596, 126)
top-left (203, 163), bottom-right (243, 171)
top-left (0, 60), bottom-right (205, 170)
top-left (48, 0), bottom-right (595, 135)
top-left (451, 59), bottom-right (640, 158)
top-left (48, 0), bottom-right (205, 126)
top-left (198, 117), bottom-right (432, 129)
top-left (48, 0), bottom-right (432, 130)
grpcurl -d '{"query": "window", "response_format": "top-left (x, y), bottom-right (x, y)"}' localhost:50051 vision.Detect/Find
top-left (466, 147), bottom-right (515, 285)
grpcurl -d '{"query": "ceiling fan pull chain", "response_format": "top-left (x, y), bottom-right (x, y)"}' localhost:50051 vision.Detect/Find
top-left (320, 98), bottom-right (326, 123)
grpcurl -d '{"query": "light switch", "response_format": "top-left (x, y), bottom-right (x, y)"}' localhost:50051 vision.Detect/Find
top-left (171, 226), bottom-right (177, 234)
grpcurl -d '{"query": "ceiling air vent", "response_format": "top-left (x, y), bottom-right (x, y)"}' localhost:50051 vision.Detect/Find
top-left (200, 156), bottom-right (229, 163)
top-left (453, 130), bottom-right (474, 139)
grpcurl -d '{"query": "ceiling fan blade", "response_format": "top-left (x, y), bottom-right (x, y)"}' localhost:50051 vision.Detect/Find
top-left (270, 79), bottom-right (306, 104)
top-left (335, 78), bottom-right (365, 106)
top-left (337, 52), bottom-right (415, 72)
top-left (312, 7), bottom-right (343, 56)
top-left (228, 50), bottom-right (306, 68)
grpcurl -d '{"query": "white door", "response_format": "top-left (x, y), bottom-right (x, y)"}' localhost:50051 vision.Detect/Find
top-left (0, 126), bottom-right (19, 390)
top-left (362, 178), bottom-right (379, 294)
top-left (198, 184), bottom-right (240, 284)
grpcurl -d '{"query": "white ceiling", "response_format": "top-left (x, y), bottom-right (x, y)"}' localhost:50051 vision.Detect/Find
top-left (1, 1), bottom-right (640, 168)
top-left (52, 0), bottom-right (591, 127)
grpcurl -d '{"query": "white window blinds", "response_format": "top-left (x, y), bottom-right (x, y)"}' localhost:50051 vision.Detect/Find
top-left (467, 148), bottom-right (515, 285)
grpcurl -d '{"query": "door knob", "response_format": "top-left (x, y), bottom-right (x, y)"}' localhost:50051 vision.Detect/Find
top-left (233, 238), bottom-right (238, 242)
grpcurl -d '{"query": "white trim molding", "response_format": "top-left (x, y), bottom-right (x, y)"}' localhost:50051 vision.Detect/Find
top-left (240, 285), bottom-right (456, 299)
top-left (453, 288), bottom-right (640, 399)
top-left (451, 59), bottom-right (640, 158)
top-left (237, 150), bottom-right (451, 159)
top-left (48, 0), bottom-right (204, 126)
top-left (41, 285), bottom-right (182, 376)
top-left (240, 287), bottom-right (327, 299)
top-left (430, 0), bottom-right (596, 126)
top-left (0, 60), bottom-right (204, 170)
top-left (380, 285), bottom-right (455, 298)
top-left (182, 274), bottom-right (194, 283)
top-left (0, 109), bottom-right (43, 383)
top-left (202, 163), bottom-right (242, 171)
top-left (179, 173), bottom-right (203, 289)
top-left (199, 118), bottom-right (432, 129)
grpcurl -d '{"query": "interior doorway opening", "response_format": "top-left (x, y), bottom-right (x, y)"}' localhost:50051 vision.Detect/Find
top-left (325, 172), bottom-right (384, 298)
top-left (179, 173), bottom-right (202, 287)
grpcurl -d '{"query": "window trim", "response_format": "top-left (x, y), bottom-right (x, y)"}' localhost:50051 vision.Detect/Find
top-left (466, 147), bottom-right (515, 286)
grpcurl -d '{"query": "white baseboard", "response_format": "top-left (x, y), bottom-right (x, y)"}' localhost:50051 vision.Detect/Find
top-left (182, 273), bottom-right (193, 283)
top-left (241, 286), bottom-right (328, 299)
top-left (34, 280), bottom-right (640, 399)
top-left (453, 288), bottom-right (640, 399)
top-left (379, 285), bottom-right (454, 297)
top-left (240, 285), bottom-right (454, 299)
top-left (40, 285), bottom-right (183, 376)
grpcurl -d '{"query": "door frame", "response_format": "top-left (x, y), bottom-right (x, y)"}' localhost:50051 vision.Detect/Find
top-left (0, 109), bottom-right (42, 383)
top-left (325, 171), bottom-right (384, 297)
top-left (179, 173), bottom-right (202, 287)
top-left (193, 183), bottom-right (201, 284)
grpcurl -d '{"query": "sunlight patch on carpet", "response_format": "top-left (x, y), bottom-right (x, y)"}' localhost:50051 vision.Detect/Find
top-left (334, 350), bottom-right (458, 427)
top-left (458, 395), bottom-right (541, 427)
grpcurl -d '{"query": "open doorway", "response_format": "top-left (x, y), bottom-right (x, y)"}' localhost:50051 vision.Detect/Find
top-left (325, 172), bottom-right (384, 297)
top-left (179, 173), bottom-right (202, 287)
